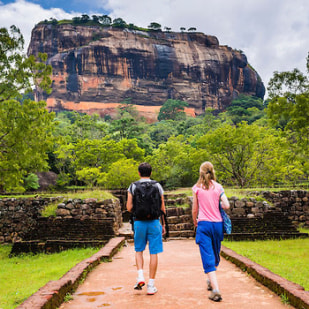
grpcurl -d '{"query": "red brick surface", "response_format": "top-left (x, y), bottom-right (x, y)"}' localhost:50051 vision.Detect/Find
top-left (16, 237), bottom-right (125, 309)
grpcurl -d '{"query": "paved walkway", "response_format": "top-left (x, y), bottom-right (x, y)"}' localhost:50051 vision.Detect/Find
top-left (59, 239), bottom-right (291, 309)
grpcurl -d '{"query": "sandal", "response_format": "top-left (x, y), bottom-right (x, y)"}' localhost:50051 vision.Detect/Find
top-left (208, 291), bottom-right (222, 302)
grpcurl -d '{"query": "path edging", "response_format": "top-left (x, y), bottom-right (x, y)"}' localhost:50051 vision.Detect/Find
top-left (221, 246), bottom-right (309, 309)
top-left (16, 237), bottom-right (125, 309)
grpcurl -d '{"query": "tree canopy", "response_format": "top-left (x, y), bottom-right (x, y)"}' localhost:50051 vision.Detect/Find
top-left (158, 99), bottom-right (189, 121)
top-left (0, 26), bottom-right (54, 192)
top-left (0, 25), bottom-right (308, 191)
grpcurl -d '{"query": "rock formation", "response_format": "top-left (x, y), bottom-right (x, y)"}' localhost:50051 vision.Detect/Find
top-left (28, 23), bottom-right (265, 119)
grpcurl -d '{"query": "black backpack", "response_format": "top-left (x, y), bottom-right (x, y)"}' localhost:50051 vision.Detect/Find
top-left (132, 180), bottom-right (162, 220)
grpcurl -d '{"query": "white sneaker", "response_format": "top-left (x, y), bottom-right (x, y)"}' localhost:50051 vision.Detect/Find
top-left (147, 284), bottom-right (158, 295)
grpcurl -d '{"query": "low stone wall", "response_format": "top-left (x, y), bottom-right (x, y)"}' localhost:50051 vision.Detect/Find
top-left (166, 206), bottom-right (195, 238)
top-left (163, 193), bottom-right (309, 239)
top-left (0, 197), bottom-right (61, 243)
top-left (55, 198), bottom-right (122, 234)
top-left (0, 197), bottom-right (122, 244)
top-left (1, 190), bottom-right (308, 244)
top-left (260, 190), bottom-right (309, 226)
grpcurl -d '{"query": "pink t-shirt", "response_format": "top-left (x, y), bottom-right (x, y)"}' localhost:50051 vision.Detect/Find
top-left (192, 181), bottom-right (224, 222)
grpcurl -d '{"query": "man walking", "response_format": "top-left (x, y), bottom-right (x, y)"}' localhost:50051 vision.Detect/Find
top-left (127, 162), bottom-right (166, 295)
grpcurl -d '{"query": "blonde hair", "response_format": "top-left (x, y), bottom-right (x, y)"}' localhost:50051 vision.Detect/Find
top-left (196, 161), bottom-right (216, 189)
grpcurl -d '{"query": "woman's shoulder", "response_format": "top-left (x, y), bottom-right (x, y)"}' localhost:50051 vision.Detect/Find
top-left (212, 181), bottom-right (224, 192)
top-left (192, 183), bottom-right (201, 192)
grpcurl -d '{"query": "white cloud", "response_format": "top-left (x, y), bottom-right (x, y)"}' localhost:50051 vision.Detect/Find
top-left (1, 0), bottom-right (308, 98)
top-left (0, 0), bottom-right (78, 51)
top-left (104, 0), bottom-right (309, 95)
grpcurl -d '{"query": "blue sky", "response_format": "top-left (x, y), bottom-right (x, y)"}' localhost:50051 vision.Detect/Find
top-left (1, 0), bottom-right (308, 97)
top-left (0, 0), bottom-right (109, 13)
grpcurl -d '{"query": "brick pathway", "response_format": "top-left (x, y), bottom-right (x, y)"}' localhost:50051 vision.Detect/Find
top-left (59, 239), bottom-right (292, 309)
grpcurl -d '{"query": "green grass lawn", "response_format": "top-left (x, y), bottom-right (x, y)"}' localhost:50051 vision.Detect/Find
top-left (0, 245), bottom-right (99, 309)
top-left (222, 235), bottom-right (309, 291)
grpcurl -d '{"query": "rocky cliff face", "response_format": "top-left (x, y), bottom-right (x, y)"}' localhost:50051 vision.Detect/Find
top-left (28, 24), bottom-right (265, 118)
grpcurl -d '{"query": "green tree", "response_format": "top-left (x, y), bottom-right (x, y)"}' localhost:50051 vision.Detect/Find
top-left (24, 173), bottom-right (40, 191)
top-left (53, 112), bottom-right (109, 142)
top-left (112, 18), bottom-right (127, 28)
top-left (158, 99), bottom-right (189, 121)
top-left (197, 123), bottom-right (302, 187)
top-left (99, 15), bottom-right (112, 26)
top-left (267, 54), bottom-right (309, 176)
top-left (92, 15), bottom-right (99, 24)
top-left (0, 26), bottom-right (52, 101)
top-left (149, 135), bottom-right (207, 188)
top-left (81, 14), bottom-right (90, 23)
top-left (104, 159), bottom-right (139, 189)
top-left (76, 167), bottom-right (102, 187)
top-left (118, 138), bottom-right (145, 161)
top-left (148, 120), bottom-right (178, 146)
top-left (148, 22), bottom-right (161, 31)
top-left (0, 26), bottom-right (54, 192)
top-left (227, 95), bottom-right (265, 125)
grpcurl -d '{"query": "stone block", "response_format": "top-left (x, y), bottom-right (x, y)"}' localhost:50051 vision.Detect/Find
top-left (235, 200), bottom-right (246, 208)
top-left (233, 208), bottom-right (246, 216)
top-left (56, 209), bottom-right (71, 217)
top-left (65, 203), bottom-right (74, 210)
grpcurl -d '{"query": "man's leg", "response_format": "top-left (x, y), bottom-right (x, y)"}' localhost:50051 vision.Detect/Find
top-left (147, 220), bottom-right (162, 295)
top-left (134, 221), bottom-right (146, 290)
top-left (149, 253), bottom-right (158, 279)
top-left (134, 251), bottom-right (145, 289)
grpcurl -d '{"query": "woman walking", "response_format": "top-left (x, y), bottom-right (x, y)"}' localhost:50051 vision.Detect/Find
top-left (192, 161), bottom-right (230, 302)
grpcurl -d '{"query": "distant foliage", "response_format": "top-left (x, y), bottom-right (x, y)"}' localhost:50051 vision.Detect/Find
top-left (158, 99), bottom-right (189, 121)
top-left (1, 24), bottom-right (308, 192)
top-left (39, 16), bottom-right (194, 34)
top-left (0, 26), bottom-right (54, 192)
top-left (24, 173), bottom-right (40, 191)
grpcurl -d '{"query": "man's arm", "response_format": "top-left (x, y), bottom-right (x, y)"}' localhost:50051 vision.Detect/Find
top-left (160, 194), bottom-right (166, 214)
top-left (160, 194), bottom-right (166, 235)
top-left (126, 191), bottom-right (133, 212)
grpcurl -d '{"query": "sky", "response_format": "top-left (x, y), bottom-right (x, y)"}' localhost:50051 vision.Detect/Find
top-left (1, 0), bottom-right (308, 99)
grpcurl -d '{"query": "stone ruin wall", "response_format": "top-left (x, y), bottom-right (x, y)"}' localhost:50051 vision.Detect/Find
top-left (0, 190), bottom-right (308, 243)
top-left (0, 197), bottom-right (122, 243)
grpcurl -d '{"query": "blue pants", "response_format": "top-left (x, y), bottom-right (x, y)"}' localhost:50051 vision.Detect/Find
top-left (195, 221), bottom-right (224, 273)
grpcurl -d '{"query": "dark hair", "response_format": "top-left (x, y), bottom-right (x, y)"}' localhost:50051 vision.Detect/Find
top-left (138, 162), bottom-right (152, 177)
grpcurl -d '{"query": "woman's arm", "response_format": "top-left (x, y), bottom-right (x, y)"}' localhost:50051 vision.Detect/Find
top-left (192, 192), bottom-right (199, 227)
top-left (220, 193), bottom-right (230, 210)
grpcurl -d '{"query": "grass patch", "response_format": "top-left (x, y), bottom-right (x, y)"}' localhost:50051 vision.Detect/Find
top-left (0, 245), bottom-right (99, 309)
top-left (222, 238), bottom-right (309, 291)
top-left (41, 199), bottom-right (63, 217)
top-left (166, 187), bottom-right (265, 200)
top-left (6, 189), bottom-right (116, 217)
top-left (0, 189), bottom-right (115, 200)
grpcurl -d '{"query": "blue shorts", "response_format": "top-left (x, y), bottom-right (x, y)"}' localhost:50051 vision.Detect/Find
top-left (195, 221), bottom-right (224, 273)
top-left (134, 219), bottom-right (163, 254)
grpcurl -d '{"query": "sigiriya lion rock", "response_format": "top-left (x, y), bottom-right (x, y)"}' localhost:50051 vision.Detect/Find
top-left (28, 23), bottom-right (265, 121)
